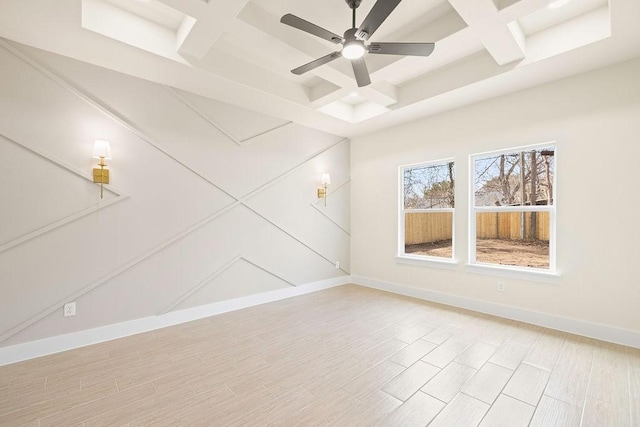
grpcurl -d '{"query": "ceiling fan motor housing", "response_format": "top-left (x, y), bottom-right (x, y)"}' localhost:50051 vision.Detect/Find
top-left (345, 0), bottom-right (363, 9)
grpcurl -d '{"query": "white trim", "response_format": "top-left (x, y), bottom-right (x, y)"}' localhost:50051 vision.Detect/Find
top-left (471, 141), bottom-right (557, 160)
top-left (0, 132), bottom-right (130, 253)
top-left (0, 276), bottom-right (351, 367)
top-left (465, 263), bottom-right (560, 284)
top-left (395, 256), bottom-right (459, 270)
top-left (403, 208), bottom-right (455, 214)
top-left (469, 143), bottom-right (557, 273)
top-left (351, 275), bottom-right (640, 349)
top-left (474, 206), bottom-right (553, 212)
top-left (399, 159), bottom-right (456, 261)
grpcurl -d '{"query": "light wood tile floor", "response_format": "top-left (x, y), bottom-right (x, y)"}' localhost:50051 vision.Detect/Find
top-left (1, 284), bottom-right (638, 426)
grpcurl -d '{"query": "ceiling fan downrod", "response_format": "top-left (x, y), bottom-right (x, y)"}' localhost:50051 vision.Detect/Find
top-left (346, 0), bottom-right (362, 28)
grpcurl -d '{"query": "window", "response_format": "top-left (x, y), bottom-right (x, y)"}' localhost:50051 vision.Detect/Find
top-left (399, 160), bottom-right (455, 261)
top-left (470, 144), bottom-right (556, 272)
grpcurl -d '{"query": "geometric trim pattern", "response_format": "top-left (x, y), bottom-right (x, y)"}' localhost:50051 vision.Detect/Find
top-left (0, 132), bottom-right (129, 253)
top-left (311, 179), bottom-right (351, 236)
top-left (159, 255), bottom-right (295, 314)
top-left (0, 40), bottom-right (350, 349)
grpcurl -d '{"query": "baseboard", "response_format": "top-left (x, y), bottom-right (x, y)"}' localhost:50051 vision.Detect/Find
top-left (351, 275), bottom-right (640, 349)
top-left (0, 276), bottom-right (351, 367)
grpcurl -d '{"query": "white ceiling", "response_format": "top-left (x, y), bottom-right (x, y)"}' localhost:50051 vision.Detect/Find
top-left (0, 0), bottom-right (638, 137)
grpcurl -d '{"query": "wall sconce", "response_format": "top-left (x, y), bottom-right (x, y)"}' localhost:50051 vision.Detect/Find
top-left (317, 173), bottom-right (330, 206)
top-left (92, 140), bottom-right (111, 199)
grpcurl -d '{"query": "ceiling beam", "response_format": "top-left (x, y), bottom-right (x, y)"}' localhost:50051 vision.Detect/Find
top-left (155, 0), bottom-right (207, 18)
top-left (177, 0), bottom-right (251, 60)
top-left (448, 0), bottom-right (525, 65)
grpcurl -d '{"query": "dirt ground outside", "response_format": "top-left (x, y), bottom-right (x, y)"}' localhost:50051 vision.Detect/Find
top-left (405, 238), bottom-right (549, 268)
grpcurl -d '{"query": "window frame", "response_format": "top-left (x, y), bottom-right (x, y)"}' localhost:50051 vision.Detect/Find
top-left (398, 158), bottom-right (457, 266)
top-left (468, 143), bottom-right (557, 278)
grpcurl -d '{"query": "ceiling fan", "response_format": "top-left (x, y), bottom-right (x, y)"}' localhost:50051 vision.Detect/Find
top-left (280, 0), bottom-right (435, 87)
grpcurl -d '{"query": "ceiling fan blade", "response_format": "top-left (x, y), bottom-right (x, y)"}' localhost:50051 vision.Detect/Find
top-left (281, 14), bottom-right (344, 44)
top-left (291, 52), bottom-right (342, 75)
top-left (351, 57), bottom-right (371, 87)
top-left (356, 0), bottom-right (402, 40)
top-left (368, 42), bottom-right (435, 56)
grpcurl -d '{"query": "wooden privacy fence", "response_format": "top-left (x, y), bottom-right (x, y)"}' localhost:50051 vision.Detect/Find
top-left (405, 212), bottom-right (452, 245)
top-left (405, 211), bottom-right (550, 245)
top-left (476, 211), bottom-right (550, 241)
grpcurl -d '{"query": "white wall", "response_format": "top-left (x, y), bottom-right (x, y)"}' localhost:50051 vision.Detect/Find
top-left (351, 57), bottom-right (640, 334)
top-left (0, 40), bottom-right (350, 348)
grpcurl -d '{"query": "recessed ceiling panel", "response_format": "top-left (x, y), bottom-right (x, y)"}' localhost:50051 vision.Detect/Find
top-left (519, 0), bottom-right (608, 35)
top-left (103, 0), bottom-right (186, 30)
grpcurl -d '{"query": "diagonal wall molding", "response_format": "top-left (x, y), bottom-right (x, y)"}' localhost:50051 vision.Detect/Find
top-left (0, 39), bottom-right (237, 201)
top-left (0, 132), bottom-right (129, 253)
top-left (159, 255), bottom-right (295, 315)
top-left (0, 137), bottom-right (348, 344)
top-left (0, 39), bottom-right (351, 346)
top-left (165, 85), bottom-right (294, 146)
top-left (159, 255), bottom-right (241, 315)
top-left (163, 86), bottom-right (242, 147)
top-left (0, 199), bottom-right (239, 343)
top-left (311, 179), bottom-right (351, 236)
top-left (239, 121), bottom-right (293, 144)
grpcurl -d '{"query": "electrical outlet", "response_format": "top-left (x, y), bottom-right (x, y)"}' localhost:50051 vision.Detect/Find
top-left (63, 302), bottom-right (77, 317)
top-left (497, 282), bottom-right (505, 293)
top-left (335, 261), bottom-right (340, 269)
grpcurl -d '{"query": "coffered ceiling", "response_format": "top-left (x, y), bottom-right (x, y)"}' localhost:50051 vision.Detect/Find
top-left (0, 0), bottom-right (638, 137)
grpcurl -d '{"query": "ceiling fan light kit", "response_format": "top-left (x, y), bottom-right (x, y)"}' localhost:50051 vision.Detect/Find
top-left (342, 29), bottom-right (366, 59)
top-left (281, 0), bottom-right (435, 87)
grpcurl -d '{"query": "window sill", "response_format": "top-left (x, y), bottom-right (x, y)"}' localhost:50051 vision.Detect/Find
top-left (396, 255), bottom-right (459, 270)
top-left (465, 263), bottom-right (561, 284)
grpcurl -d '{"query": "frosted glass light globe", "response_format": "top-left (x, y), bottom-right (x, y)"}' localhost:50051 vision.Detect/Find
top-left (342, 42), bottom-right (365, 59)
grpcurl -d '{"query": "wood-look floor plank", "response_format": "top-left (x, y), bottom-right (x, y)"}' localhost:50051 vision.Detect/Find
top-left (544, 337), bottom-right (594, 407)
top-left (0, 380), bottom-right (118, 426)
top-left (454, 341), bottom-right (498, 369)
top-left (40, 382), bottom-right (156, 426)
top-left (390, 339), bottom-right (437, 367)
top-left (394, 324), bottom-right (433, 344)
top-left (378, 390), bottom-right (444, 426)
top-left (488, 340), bottom-right (530, 370)
top-left (479, 394), bottom-right (535, 427)
top-left (382, 360), bottom-right (440, 401)
top-left (232, 386), bottom-right (317, 425)
top-left (421, 362), bottom-right (477, 403)
top-left (422, 327), bottom-right (454, 345)
top-left (461, 362), bottom-right (513, 405)
top-left (581, 398), bottom-right (630, 427)
top-left (421, 339), bottom-right (469, 368)
top-left (503, 362), bottom-right (550, 405)
top-left (629, 348), bottom-right (640, 402)
top-left (631, 399), bottom-right (639, 426)
top-left (0, 285), bottom-right (636, 426)
top-left (0, 377), bottom-right (81, 416)
top-left (429, 393), bottom-right (489, 427)
top-left (83, 383), bottom-right (193, 427)
top-left (342, 359), bottom-right (405, 399)
top-left (331, 390), bottom-right (402, 426)
top-left (523, 329), bottom-right (566, 370)
top-left (278, 388), bottom-right (358, 426)
top-left (128, 384), bottom-right (235, 426)
top-left (587, 342), bottom-right (630, 408)
top-left (529, 395), bottom-right (582, 427)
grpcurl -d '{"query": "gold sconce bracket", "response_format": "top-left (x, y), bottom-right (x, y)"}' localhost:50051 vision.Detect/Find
top-left (317, 187), bottom-right (326, 199)
top-left (92, 168), bottom-right (110, 184)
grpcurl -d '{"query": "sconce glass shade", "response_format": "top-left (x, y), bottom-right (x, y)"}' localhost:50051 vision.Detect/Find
top-left (321, 173), bottom-right (331, 185)
top-left (92, 140), bottom-right (112, 159)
